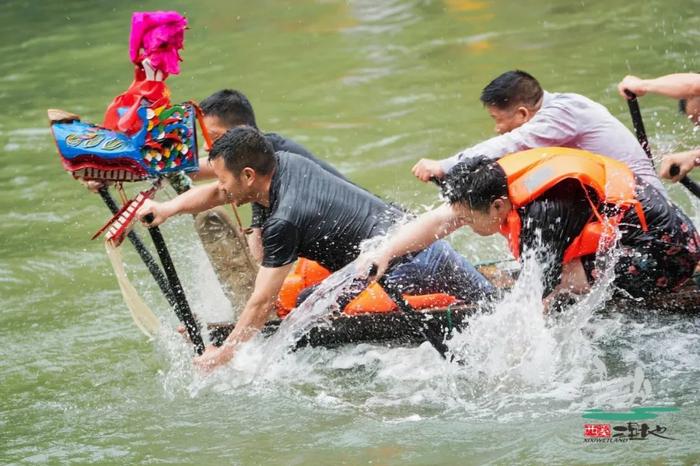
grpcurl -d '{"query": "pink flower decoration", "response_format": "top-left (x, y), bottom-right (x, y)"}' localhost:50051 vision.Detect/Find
top-left (129, 11), bottom-right (188, 75)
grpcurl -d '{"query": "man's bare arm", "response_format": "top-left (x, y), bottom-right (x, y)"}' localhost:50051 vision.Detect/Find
top-left (618, 73), bottom-right (700, 99)
top-left (136, 182), bottom-right (227, 226)
top-left (659, 149), bottom-right (700, 182)
top-left (193, 263), bottom-right (293, 370)
top-left (361, 204), bottom-right (464, 279)
top-left (246, 228), bottom-right (264, 264)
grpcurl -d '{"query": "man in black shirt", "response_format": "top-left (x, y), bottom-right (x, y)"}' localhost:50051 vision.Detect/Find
top-left (136, 127), bottom-right (493, 371)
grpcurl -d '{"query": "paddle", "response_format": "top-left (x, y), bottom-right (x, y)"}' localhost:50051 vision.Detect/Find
top-left (143, 213), bottom-right (205, 355)
top-left (624, 90), bottom-right (700, 198)
top-left (98, 187), bottom-right (177, 308)
top-left (668, 165), bottom-right (700, 198)
top-left (370, 264), bottom-right (455, 361)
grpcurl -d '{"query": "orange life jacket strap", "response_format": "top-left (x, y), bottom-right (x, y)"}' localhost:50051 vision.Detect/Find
top-left (500, 210), bottom-right (522, 260)
top-left (632, 200), bottom-right (648, 232)
top-left (189, 101), bottom-right (214, 151)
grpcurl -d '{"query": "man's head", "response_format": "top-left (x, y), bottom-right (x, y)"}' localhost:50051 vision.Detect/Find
top-left (208, 126), bottom-right (276, 205)
top-left (679, 96), bottom-right (700, 126)
top-left (200, 89), bottom-right (259, 143)
top-left (480, 70), bottom-right (544, 134)
top-left (441, 156), bottom-right (511, 236)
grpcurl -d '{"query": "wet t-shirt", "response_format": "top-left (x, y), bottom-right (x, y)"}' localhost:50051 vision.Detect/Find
top-left (518, 180), bottom-right (592, 295)
top-left (261, 152), bottom-right (403, 271)
top-left (250, 133), bottom-right (350, 228)
top-left (264, 132), bottom-right (346, 180)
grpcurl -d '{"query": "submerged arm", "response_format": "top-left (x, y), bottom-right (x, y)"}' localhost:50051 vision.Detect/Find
top-left (194, 263), bottom-right (293, 371)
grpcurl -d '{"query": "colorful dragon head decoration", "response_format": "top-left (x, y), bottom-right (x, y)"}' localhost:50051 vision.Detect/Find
top-left (49, 10), bottom-right (203, 183)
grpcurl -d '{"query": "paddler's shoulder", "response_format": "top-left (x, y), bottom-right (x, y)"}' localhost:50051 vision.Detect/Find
top-left (273, 150), bottom-right (330, 174)
top-left (543, 90), bottom-right (606, 112)
top-left (263, 131), bottom-right (286, 148)
top-left (273, 150), bottom-right (314, 167)
top-left (264, 131), bottom-right (316, 158)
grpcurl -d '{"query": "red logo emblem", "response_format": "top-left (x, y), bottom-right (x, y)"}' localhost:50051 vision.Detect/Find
top-left (584, 424), bottom-right (611, 438)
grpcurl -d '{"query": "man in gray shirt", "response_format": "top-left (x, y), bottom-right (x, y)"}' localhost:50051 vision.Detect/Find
top-left (412, 70), bottom-right (667, 197)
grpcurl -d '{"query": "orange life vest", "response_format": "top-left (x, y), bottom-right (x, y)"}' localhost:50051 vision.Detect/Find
top-left (496, 147), bottom-right (648, 263)
top-left (275, 258), bottom-right (456, 318)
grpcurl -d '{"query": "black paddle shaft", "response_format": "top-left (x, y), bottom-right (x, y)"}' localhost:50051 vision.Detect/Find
top-left (624, 90), bottom-right (654, 162)
top-left (98, 187), bottom-right (177, 308)
top-left (624, 90), bottom-right (700, 198)
top-left (143, 213), bottom-right (205, 355)
top-left (373, 267), bottom-right (453, 361)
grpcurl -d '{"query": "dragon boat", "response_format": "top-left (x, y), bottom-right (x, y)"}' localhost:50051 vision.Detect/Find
top-left (205, 258), bottom-right (700, 350)
top-left (48, 10), bottom-right (700, 356)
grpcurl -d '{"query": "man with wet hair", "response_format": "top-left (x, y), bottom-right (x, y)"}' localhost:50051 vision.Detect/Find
top-left (368, 151), bottom-right (699, 307)
top-left (412, 70), bottom-right (667, 196)
top-left (196, 89), bottom-right (351, 261)
top-left (136, 126), bottom-right (494, 371)
top-left (618, 73), bottom-right (700, 183)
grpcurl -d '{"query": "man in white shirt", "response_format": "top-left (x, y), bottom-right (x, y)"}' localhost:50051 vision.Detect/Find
top-left (412, 70), bottom-right (667, 196)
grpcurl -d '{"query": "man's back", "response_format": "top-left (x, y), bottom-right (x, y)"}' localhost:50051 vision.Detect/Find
top-left (265, 132), bottom-right (347, 181)
top-left (538, 92), bottom-right (664, 194)
top-left (518, 176), bottom-right (698, 297)
top-left (442, 91), bottom-right (666, 196)
top-left (261, 153), bottom-right (403, 271)
top-left (251, 132), bottom-right (350, 228)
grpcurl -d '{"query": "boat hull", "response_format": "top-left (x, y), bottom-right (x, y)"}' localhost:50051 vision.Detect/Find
top-left (206, 285), bottom-right (700, 350)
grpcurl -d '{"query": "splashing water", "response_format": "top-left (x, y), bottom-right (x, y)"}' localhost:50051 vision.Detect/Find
top-left (154, 207), bottom-right (700, 432)
top-left (256, 261), bottom-right (367, 376)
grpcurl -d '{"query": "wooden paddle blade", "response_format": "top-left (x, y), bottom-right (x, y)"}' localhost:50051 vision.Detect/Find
top-left (98, 187), bottom-right (177, 308)
top-left (105, 241), bottom-right (161, 337)
top-left (194, 207), bottom-right (258, 317)
top-left (47, 108), bottom-right (81, 124)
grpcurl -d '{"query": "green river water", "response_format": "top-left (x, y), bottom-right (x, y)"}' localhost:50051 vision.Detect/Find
top-left (2, 0), bottom-right (700, 464)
